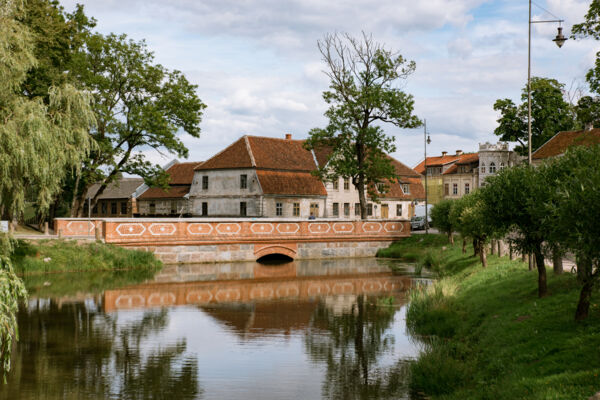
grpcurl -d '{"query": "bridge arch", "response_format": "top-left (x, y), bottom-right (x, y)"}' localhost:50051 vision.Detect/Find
top-left (254, 244), bottom-right (297, 261)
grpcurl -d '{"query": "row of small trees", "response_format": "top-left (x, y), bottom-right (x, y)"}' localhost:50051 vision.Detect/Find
top-left (430, 144), bottom-right (600, 321)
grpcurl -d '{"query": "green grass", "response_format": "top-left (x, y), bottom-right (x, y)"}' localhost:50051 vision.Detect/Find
top-left (379, 234), bottom-right (600, 399)
top-left (11, 239), bottom-right (162, 275)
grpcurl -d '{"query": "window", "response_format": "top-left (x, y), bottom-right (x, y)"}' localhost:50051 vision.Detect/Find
top-left (355, 203), bottom-right (360, 216)
top-left (240, 174), bottom-right (247, 189)
top-left (276, 202), bottom-right (283, 216)
top-left (367, 203), bottom-right (373, 216)
top-left (332, 203), bottom-right (339, 217)
top-left (402, 184), bottom-right (410, 194)
top-left (293, 202), bottom-right (300, 217)
top-left (465, 183), bottom-right (470, 194)
top-left (171, 201), bottom-right (177, 214)
top-left (396, 204), bottom-right (403, 217)
top-left (489, 162), bottom-right (496, 174)
top-left (240, 202), bottom-right (247, 217)
top-left (92, 204), bottom-right (98, 214)
top-left (377, 183), bottom-right (385, 193)
top-left (149, 202), bottom-right (156, 214)
top-left (344, 203), bottom-right (350, 216)
top-left (480, 163), bottom-right (486, 174)
top-left (310, 203), bottom-right (319, 217)
top-left (332, 179), bottom-right (339, 190)
top-left (452, 183), bottom-right (458, 195)
top-left (444, 183), bottom-right (450, 196)
top-left (121, 202), bottom-right (127, 215)
top-left (201, 202), bottom-right (208, 215)
top-left (111, 202), bottom-right (117, 215)
top-left (500, 162), bottom-right (505, 170)
top-left (343, 178), bottom-right (350, 190)
top-left (202, 176), bottom-right (209, 190)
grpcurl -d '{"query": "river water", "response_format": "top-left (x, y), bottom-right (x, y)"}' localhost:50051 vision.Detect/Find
top-left (2, 258), bottom-right (426, 400)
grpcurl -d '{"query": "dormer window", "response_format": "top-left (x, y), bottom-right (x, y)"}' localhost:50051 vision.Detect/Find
top-left (402, 184), bottom-right (410, 194)
top-left (377, 183), bottom-right (385, 193)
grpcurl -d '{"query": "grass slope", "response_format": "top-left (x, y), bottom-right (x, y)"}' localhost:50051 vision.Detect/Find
top-left (378, 234), bottom-right (600, 399)
top-left (11, 239), bottom-right (161, 275)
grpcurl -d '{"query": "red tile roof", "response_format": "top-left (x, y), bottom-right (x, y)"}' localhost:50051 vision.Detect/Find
top-left (532, 128), bottom-right (600, 160)
top-left (455, 153), bottom-right (479, 164)
top-left (138, 185), bottom-right (190, 200)
top-left (256, 170), bottom-right (327, 196)
top-left (166, 162), bottom-right (202, 184)
top-left (247, 136), bottom-right (317, 171)
top-left (442, 164), bottom-right (459, 175)
top-left (195, 137), bottom-right (254, 170)
top-left (413, 155), bottom-right (461, 174)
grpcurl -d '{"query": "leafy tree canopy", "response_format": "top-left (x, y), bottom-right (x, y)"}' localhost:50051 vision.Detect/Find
top-left (430, 199), bottom-right (454, 244)
top-left (304, 32), bottom-right (421, 219)
top-left (493, 77), bottom-right (576, 155)
top-left (70, 32), bottom-right (206, 216)
top-left (572, 0), bottom-right (600, 40)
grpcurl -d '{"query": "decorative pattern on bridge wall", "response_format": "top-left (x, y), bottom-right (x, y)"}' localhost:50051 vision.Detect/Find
top-left (98, 219), bottom-right (409, 245)
top-left (54, 219), bottom-right (103, 237)
top-left (103, 272), bottom-right (412, 312)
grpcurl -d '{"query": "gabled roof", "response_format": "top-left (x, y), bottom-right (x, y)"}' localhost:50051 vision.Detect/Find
top-left (138, 185), bottom-right (190, 200)
top-left (413, 155), bottom-right (461, 174)
top-left (532, 128), bottom-right (600, 160)
top-left (195, 135), bottom-right (318, 172)
top-left (389, 156), bottom-right (422, 177)
top-left (166, 161), bottom-right (202, 184)
top-left (455, 153), bottom-right (479, 165)
top-left (86, 178), bottom-right (144, 200)
top-left (256, 170), bottom-right (327, 196)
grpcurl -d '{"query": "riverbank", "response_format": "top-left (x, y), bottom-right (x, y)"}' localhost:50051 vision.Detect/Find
top-left (11, 239), bottom-right (162, 275)
top-left (378, 235), bottom-right (600, 399)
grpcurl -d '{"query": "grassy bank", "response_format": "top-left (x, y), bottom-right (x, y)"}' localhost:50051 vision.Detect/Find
top-left (378, 235), bottom-right (600, 399)
top-left (11, 239), bottom-right (162, 275)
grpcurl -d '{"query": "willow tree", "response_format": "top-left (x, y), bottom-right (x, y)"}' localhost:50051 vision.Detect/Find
top-left (0, 0), bottom-right (95, 379)
top-left (304, 32), bottom-right (421, 219)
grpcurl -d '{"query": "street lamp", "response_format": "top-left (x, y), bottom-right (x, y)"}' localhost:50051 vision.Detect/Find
top-left (527, 0), bottom-right (566, 164)
top-left (423, 120), bottom-right (431, 235)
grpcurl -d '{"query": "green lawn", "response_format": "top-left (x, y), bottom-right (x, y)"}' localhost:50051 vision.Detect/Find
top-left (378, 235), bottom-right (600, 399)
top-left (11, 239), bottom-right (162, 275)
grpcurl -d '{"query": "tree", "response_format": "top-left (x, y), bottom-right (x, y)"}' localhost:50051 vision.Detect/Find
top-left (493, 77), bottom-right (576, 155)
top-left (0, 0), bottom-right (95, 379)
top-left (304, 32), bottom-right (421, 219)
top-left (575, 95), bottom-right (600, 128)
top-left (449, 198), bottom-right (469, 254)
top-left (546, 145), bottom-right (600, 321)
top-left (430, 199), bottom-right (454, 244)
top-left (451, 192), bottom-right (492, 267)
top-left (69, 32), bottom-right (206, 216)
top-left (572, 0), bottom-right (600, 40)
top-left (481, 165), bottom-right (559, 298)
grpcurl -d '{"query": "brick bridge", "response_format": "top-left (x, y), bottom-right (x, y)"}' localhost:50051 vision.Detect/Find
top-left (54, 218), bottom-right (410, 263)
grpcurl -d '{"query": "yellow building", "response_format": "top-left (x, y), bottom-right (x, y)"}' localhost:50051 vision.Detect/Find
top-left (414, 151), bottom-right (466, 205)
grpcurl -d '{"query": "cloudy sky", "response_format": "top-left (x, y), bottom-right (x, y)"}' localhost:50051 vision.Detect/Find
top-left (61, 0), bottom-right (598, 168)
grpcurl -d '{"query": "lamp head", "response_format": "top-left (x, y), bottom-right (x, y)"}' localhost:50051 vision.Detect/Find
top-left (553, 26), bottom-right (567, 48)
top-left (426, 135), bottom-right (431, 145)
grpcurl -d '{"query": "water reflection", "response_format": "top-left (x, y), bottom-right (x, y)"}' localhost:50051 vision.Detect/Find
top-left (2, 258), bottom-right (423, 400)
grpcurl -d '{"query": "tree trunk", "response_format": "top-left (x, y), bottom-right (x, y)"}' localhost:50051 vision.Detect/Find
top-left (448, 232), bottom-right (454, 245)
top-left (462, 238), bottom-right (466, 254)
top-left (490, 240), bottom-right (495, 255)
top-left (473, 239), bottom-right (478, 257)
top-left (575, 280), bottom-right (594, 321)
top-left (533, 246), bottom-right (547, 298)
top-left (356, 177), bottom-right (367, 220)
top-left (69, 172), bottom-right (82, 217)
top-left (479, 243), bottom-right (487, 267)
top-left (528, 253), bottom-right (534, 271)
top-left (552, 249), bottom-right (563, 275)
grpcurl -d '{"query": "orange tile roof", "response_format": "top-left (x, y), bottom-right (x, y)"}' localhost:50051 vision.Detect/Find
top-left (532, 128), bottom-right (600, 160)
top-left (195, 137), bottom-right (254, 170)
top-left (256, 170), bottom-right (327, 196)
top-left (247, 136), bottom-right (317, 171)
top-left (138, 185), bottom-right (190, 200)
top-left (413, 155), bottom-right (461, 174)
top-left (455, 153), bottom-right (479, 164)
top-left (442, 164), bottom-right (459, 175)
top-left (166, 162), bottom-right (202, 184)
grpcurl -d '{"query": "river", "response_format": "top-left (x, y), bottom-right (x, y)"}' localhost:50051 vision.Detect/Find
top-left (2, 258), bottom-right (427, 400)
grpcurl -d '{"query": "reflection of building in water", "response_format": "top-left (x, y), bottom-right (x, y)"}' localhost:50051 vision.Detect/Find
top-left (324, 294), bottom-right (357, 315)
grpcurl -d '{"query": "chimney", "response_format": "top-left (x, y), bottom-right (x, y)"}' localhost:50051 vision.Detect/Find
top-left (441, 151), bottom-right (448, 157)
top-left (285, 133), bottom-right (292, 140)
top-left (456, 150), bottom-right (463, 156)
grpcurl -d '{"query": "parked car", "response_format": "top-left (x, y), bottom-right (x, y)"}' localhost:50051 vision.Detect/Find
top-left (411, 216), bottom-right (426, 230)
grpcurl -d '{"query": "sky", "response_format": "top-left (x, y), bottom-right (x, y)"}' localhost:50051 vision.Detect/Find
top-left (60, 0), bottom-right (599, 168)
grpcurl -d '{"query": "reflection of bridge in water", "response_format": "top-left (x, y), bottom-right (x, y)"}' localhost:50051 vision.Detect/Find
top-left (103, 258), bottom-right (416, 313)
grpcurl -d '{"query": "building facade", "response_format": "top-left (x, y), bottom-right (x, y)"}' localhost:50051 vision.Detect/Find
top-left (83, 177), bottom-right (144, 217)
top-left (189, 134), bottom-right (424, 219)
top-left (137, 161), bottom-right (201, 217)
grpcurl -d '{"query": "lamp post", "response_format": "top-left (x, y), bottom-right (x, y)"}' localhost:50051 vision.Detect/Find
top-left (527, 0), bottom-right (567, 164)
top-left (423, 119), bottom-right (431, 234)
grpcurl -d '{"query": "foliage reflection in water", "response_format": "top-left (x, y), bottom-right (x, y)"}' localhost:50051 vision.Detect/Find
top-left (1, 258), bottom-right (425, 400)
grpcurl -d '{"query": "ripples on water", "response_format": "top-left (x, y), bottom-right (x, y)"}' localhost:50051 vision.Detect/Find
top-left (1, 258), bottom-right (427, 400)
